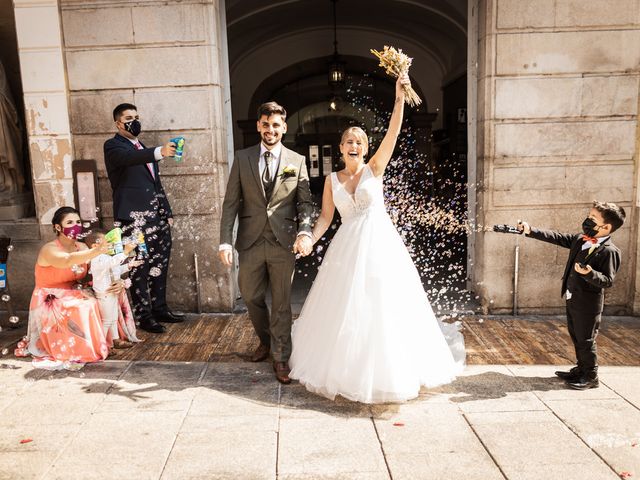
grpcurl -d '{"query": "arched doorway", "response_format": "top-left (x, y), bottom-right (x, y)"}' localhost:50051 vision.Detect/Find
top-left (226, 0), bottom-right (470, 310)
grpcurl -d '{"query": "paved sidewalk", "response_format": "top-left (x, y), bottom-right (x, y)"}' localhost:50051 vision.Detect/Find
top-left (0, 359), bottom-right (638, 479)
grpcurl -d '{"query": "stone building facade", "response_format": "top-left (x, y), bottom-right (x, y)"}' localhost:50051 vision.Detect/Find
top-left (0, 0), bottom-right (639, 316)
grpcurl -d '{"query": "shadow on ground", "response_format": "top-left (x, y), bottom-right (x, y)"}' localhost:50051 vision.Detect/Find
top-left (15, 360), bottom-right (567, 419)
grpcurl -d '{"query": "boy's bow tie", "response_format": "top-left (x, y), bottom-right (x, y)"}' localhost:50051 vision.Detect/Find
top-left (581, 234), bottom-right (598, 244)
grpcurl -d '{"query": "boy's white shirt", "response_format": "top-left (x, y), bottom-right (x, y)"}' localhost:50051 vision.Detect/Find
top-left (90, 253), bottom-right (129, 293)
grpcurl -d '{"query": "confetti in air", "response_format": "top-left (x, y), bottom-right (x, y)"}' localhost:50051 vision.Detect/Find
top-left (297, 73), bottom-right (475, 314)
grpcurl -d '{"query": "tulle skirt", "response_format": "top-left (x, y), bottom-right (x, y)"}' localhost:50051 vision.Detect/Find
top-left (289, 208), bottom-right (465, 403)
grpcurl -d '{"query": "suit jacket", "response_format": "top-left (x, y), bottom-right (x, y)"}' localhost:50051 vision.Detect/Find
top-left (103, 133), bottom-right (172, 222)
top-left (220, 143), bottom-right (314, 251)
top-left (528, 228), bottom-right (621, 297)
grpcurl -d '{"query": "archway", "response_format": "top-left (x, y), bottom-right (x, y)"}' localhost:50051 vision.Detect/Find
top-left (226, 0), bottom-right (470, 310)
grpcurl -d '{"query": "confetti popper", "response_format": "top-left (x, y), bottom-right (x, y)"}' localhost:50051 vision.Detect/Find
top-left (370, 45), bottom-right (422, 107)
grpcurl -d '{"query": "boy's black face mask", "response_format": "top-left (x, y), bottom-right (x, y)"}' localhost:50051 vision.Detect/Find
top-left (582, 217), bottom-right (598, 237)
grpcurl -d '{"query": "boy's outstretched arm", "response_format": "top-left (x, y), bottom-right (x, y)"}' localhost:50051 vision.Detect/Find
top-left (518, 221), bottom-right (575, 249)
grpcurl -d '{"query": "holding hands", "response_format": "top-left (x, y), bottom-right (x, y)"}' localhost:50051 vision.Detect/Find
top-left (293, 235), bottom-right (313, 257)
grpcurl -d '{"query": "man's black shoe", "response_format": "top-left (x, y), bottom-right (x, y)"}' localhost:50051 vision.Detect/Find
top-left (138, 319), bottom-right (166, 333)
top-left (555, 366), bottom-right (580, 381)
top-left (567, 376), bottom-right (599, 390)
top-left (154, 311), bottom-right (185, 323)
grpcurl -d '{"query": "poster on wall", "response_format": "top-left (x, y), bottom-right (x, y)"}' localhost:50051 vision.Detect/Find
top-left (309, 145), bottom-right (320, 177)
top-left (322, 145), bottom-right (332, 175)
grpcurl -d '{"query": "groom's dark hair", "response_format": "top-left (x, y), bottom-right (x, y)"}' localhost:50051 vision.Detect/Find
top-left (257, 102), bottom-right (287, 121)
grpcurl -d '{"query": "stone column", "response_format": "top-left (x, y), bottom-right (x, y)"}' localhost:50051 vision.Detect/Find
top-left (60, 0), bottom-right (234, 311)
top-left (13, 0), bottom-right (74, 234)
top-left (475, 0), bottom-right (640, 314)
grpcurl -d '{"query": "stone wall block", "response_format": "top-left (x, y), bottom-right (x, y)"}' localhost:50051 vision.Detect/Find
top-left (61, 7), bottom-right (133, 47)
top-left (495, 77), bottom-right (581, 119)
top-left (133, 88), bottom-right (212, 131)
top-left (162, 174), bottom-right (218, 216)
top-left (132, 4), bottom-right (208, 45)
top-left (72, 135), bottom-right (109, 174)
top-left (496, 31), bottom-right (640, 75)
top-left (69, 90), bottom-right (135, 134)
top-left (494, 121), bottom-right (637, 158)
top-left (66, 46), bottom-right (212, 91)
top-left (14, 5), bottom-right (62, 49)
top-left (497, 0), bottom-right (640, 29)
top-left (18, 50), bottom-right (66, 92)
top-left (140, 132), bottom-right (216, 172)
top-left (24, 93), bottom-right (72, 136)
top-left (496, 0), bottom-right (555, 29)
top-left (33, 179), bottom-right (75, 224)
top-left (29, 138), bottom-right (73, 182)
top-left (555, 0), bottom-right (640, 28)
top-left (581, 75), bottom-right (639, 116)
top-left (492, 164), bottom-right (634, 206)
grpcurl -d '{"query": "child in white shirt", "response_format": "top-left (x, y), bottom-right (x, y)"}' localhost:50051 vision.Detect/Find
top-left (85, 229), bottom-right (141, 349)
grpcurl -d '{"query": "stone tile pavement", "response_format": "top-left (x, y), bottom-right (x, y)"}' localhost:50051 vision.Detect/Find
top-left (0, 360), bottom-right (638, 479)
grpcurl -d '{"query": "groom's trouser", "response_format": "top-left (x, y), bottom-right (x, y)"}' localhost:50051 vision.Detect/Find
top-left (237, 232), bottom-right (295, 363)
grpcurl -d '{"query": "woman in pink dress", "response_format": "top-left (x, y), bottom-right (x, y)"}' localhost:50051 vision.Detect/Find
top-left (21, 207), bottom-right (114, 369)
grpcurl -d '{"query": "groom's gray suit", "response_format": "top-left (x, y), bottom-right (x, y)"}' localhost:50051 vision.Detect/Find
top-left (220, 143), bottom-right (313, 362)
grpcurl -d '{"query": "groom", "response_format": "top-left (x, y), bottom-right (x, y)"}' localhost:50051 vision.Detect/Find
top-left (219, 101), bottom-right (314, 384)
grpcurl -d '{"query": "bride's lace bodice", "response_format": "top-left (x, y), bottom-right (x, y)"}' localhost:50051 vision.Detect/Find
top-left (331, 164), bottom-right (384, 220)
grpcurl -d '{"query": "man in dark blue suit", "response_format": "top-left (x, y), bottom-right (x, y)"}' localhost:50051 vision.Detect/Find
top-left (103, 103), bottom-right (184, 333)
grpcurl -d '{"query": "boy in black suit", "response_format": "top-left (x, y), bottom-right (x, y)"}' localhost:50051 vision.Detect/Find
top-left (103, 103), bottom-right (184, 333)
top-left (518, 201), bottom-right (625, 390)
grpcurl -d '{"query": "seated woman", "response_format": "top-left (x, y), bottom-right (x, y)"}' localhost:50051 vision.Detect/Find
top-left (22, 206), bottom-right (117, 369)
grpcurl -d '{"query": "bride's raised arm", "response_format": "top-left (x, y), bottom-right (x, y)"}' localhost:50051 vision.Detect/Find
top-left (369, 73), bottom-right (410, 177)
top-left (310, 175), bottom-right (336, 245)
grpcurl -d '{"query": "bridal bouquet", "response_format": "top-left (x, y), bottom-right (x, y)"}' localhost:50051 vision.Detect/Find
top-left (370, 45), bottom-right (422, 107)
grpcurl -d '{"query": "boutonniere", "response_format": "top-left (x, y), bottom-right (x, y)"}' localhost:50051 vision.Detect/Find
top-left (280, 164), bottom-right (297, 178)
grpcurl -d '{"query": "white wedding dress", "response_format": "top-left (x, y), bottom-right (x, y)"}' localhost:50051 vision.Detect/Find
top-left (289, 164), bottom-right (465, 403)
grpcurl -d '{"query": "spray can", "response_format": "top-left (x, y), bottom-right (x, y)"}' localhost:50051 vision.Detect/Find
top-left (136, 231), bottom-right (148, 257)
top-left (170, 136), bottom-right (185, 162)
top-left (104, 227), bottom-right (123, 255)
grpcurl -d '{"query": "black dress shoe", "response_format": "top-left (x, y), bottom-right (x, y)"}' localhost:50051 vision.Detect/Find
top-left (555, 366), bottom-right (581, 381)
top-left (567, 376), bottom-right (599, 390)
top-left (153, 311), bottom-right (185, 323)
top-left (138, 319), bottom-right (166, 333)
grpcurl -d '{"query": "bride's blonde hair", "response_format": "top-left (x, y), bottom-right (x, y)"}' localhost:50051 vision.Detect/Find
top-left (340, 127), bottom-right (369, 157)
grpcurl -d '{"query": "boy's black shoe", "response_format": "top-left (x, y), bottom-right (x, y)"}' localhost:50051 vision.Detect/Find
top-left (555, 366), bottom-right (581, 381)
top-left (567, 376), bottom-right (599, 390)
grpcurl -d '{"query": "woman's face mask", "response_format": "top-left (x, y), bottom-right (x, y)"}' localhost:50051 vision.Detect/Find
top-left (62, 224), bottom-right (83, 239)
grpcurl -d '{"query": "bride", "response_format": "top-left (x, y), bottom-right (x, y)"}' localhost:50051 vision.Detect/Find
top-left (288, 73), bottom-right (465, 403)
